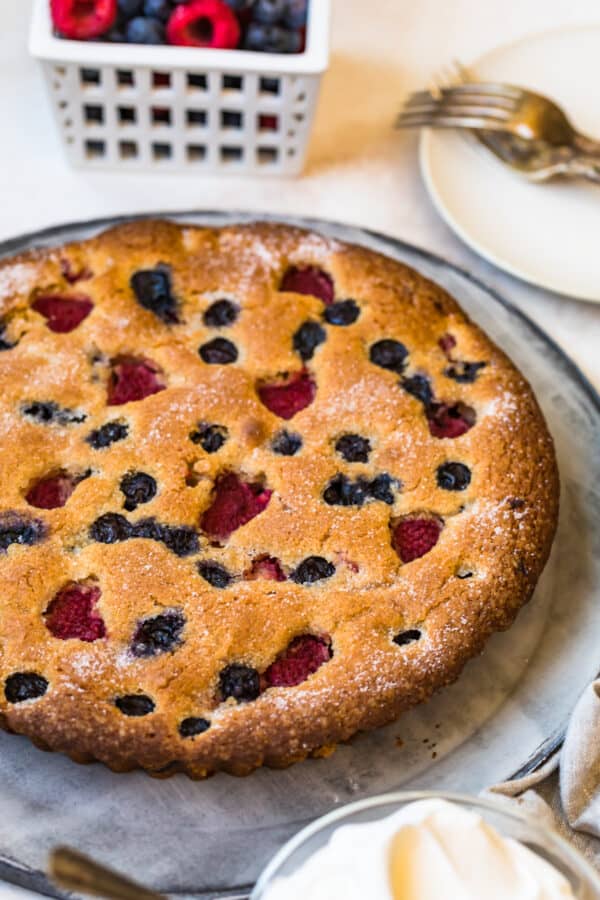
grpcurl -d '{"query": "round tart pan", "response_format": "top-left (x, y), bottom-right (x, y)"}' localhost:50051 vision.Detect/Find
top-left (0, 212), bottom-right (597, 899)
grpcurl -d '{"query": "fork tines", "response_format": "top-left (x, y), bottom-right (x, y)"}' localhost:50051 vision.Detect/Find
top-left (397, 82), bottom-right (520, 130)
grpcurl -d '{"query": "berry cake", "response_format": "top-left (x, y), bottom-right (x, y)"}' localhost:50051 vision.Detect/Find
top-left (0, 220), bottom-right (558, 777)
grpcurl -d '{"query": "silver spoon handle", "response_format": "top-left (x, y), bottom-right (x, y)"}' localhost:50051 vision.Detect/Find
top-left (49, 847), bottom-right (168, 900)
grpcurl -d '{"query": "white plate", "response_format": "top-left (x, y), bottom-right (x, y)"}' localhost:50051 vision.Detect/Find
top-left (420, 25), bottom-right (600, 303)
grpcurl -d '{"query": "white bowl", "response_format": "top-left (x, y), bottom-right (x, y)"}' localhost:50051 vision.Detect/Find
top-left (252, 790), bottom-right (600, 899)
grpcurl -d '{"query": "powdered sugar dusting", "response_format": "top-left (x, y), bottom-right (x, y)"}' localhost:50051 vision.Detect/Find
top-left (288, 232), bottom-right (342, 264)
top-left (483, 390), bottom-right (520, 424)
top-left (68, 649), bottom-right (106, 682)
top-left (0, 410), bottom-right (16, 438)
top-left (0, 263), bottom-right (39, 304)
top-left (219, 229), bottom-right (277, 269)
top-left (17, 344), bottom-right (87, 391)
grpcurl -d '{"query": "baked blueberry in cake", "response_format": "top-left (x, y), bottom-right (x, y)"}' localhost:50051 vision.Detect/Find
top-left (0, 220), bottom-right (558, 777)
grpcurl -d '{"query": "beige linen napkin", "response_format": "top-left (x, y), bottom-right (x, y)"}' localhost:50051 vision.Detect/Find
top-left (560, 681), bottom-right (600, 838)
top-left (484, 680), bottom-right (600, 870)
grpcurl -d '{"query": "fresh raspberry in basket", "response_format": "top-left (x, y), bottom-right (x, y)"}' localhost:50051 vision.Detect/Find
top-left (392, 516), bottom-right (443, 563)
top-left (166, 0), bottom-right (240, 48)
top-left (201, 473), bottom-right (272, 540)
top-left (258, 370), bottom-right (316, 419)
top-left (32, 293), bottom-right (93, 333)
top-left (25, 471), bottom-right (82, 510)
top-left (258, 114), bottom-right (278, 131)
top-left (264, 635), bottom-right (331, 687)
top-left (50, 0), bottom-right (118, 40)
top-left (107, 356), bottom-right (166, 405)
top-left (45, 582), bottom-right (106, 642)
top-left (280, 267), bottom-right (334, 305)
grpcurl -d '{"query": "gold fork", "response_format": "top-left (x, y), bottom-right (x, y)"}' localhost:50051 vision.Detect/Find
top-left (397, 62), bottom-right (600, 183)
top-left (48, 847), bottom-right (250, 900)
top-left (50, 847), bottom-right (167, 900)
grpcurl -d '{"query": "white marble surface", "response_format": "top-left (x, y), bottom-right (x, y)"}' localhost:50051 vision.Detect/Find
top-left (1, 0), bottom-right (599, 392)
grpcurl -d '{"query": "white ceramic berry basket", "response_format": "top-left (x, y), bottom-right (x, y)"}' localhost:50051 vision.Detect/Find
top-left (29, 0), bottom-right (330, 175)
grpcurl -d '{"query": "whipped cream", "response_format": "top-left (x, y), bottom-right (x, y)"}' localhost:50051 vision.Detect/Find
top-left (262, 799), bottom-right (575, 899)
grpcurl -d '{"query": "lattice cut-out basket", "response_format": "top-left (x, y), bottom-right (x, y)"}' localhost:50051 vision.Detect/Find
top-left (29, 0), bottom-right (330, 175)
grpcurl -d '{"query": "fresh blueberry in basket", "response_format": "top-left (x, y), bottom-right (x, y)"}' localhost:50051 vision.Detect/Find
top-left (51, 0), bottom-right (309, 50)
top-left (126, 15), bottom-right (166, 43)
top-left (105, 26), bottom-right (127, 41)
top-left (284, 0), bottom-right (308, 28)
top-left (118, 0), bottom-right (144, 17)
top-left (224, 0), bottom-right (256, 10)
top-left (143, 0), bottom-right (172, 21)
top-left (244, 22), bottom-right (302, 52)
top-left (253, 0), bottom-right (288, 24)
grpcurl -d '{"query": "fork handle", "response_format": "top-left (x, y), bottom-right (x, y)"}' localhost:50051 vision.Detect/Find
top-left (49, 847), bottom-right (167, 900)
top-left (573, 133), bottom-right (600, 158)
top-left (566, 156), bottom-right (600, 184)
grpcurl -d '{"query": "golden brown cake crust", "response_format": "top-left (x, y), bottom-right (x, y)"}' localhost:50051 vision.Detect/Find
top-left (0, 219), bottom-right (558, 777)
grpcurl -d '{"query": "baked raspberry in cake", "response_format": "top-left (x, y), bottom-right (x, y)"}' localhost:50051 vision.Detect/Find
top-left (0, 220), bottom-right (558, 777)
